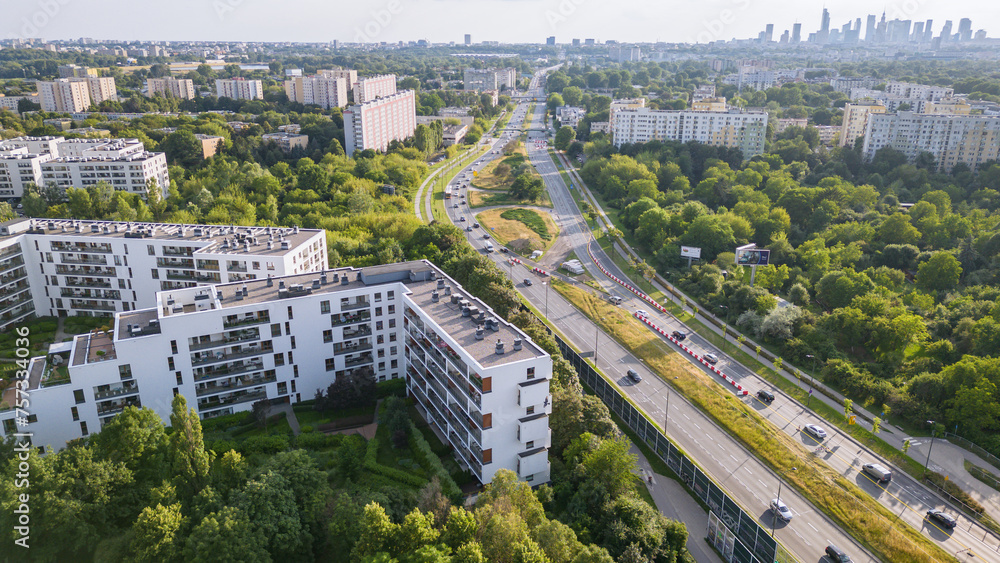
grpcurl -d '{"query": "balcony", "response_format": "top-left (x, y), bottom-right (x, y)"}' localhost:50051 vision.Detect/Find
top-left (331, 311), bottom-right (371, 327)
top-left (162, 247), bottom-right (194, 257)
top-left (61, 255), bottom-right (108, 266)
top-left (340, 299), bottom-right (370, 312)
top-left (223, 312), bottom-right (270, 329)
top-left (195, 360), bottom-right (265, 382)
top-left (343, 325), bottom-right (372, 339)
top-left (0, 257), bottom-right (26, 275)
top-left (197, 260), bottom-right (220, 271)
top-left (167, 271), bottom-right (220, 283)
top-left (70, 300), bottom-right (117, 312)
top-left (56, 265), bottom-right (116, 277)
top-left (191, 343), bottom-right (270, 366)
top-left (226, 262), bottom-right (248, 272)
top-left (94, 382), bottom-right (139, 400)
top-left (157, 258), bottom-right (195, 269)
top-left (197, 389), bottom-right (266, 412)
top-left (60, 288), bottom-right (120, 300)
top-left (0, 245), bottom-right (23, 260)
top-left (344, 353), bottom-right (374, 368)
top-left (334, 339), bottom-right (373, 356)
top-left (52, 243), bottom-right (112, 254)
top-left (96, 396), bottom-right (141, 417)
top-left (64, 278), bottom-right (112, 289)
top-left (189, 328), bottom-right (261, 351)
top-left (196, 373), bottom-right (277, 397)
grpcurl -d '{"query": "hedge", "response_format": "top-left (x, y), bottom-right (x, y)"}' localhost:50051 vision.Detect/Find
top-left (409, 421), bottom-right (462, 501)
top-left (362, 435), bottom-right (429, 489)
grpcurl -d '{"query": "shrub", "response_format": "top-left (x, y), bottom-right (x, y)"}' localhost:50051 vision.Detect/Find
top-left (409, 422), bottom-right (462, 501)
top-left (240, 434), bottom-right (289, 455)
top-left (295, 432), bottom-right (332, 450)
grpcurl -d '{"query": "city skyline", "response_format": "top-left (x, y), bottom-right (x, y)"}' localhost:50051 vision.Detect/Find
top-left (4, 0), bottom-right (998, 45)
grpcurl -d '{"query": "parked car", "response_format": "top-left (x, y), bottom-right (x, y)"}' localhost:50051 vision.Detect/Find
top-left (926, 509), bottom-right (957, 529)
top-left (803, 424), bottom-right (827, 440)
top-left (769, 498), bottom-right (792, 522)
top-left (626, 369), bottom-right (641, 383)
top-left (825, 544), bottom-right (852, 562)
top-left (671, 330), bottom-right (687, 341)
top-left (756, 390), bottom-right (775, 404)
top-left (703, 353), bottom-right (719, 364)
top-left (523, 278), bottom-right (533, 286)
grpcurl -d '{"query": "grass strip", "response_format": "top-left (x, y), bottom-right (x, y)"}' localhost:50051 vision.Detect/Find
top-left (551, 279), bottom-right (956, 563)
top-left (499, 208), bottom-right (552, 240)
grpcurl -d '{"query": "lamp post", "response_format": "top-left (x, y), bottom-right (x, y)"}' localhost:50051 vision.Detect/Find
top-left (805, 354), bottom-right (818, 406)
top-left (542, 282), bottom-right (548, 318)
top-left (594, 317), bottom-right (605, 365)
top-left (664, 387), bottom-right (670, 434)
top-left (771, 479), bottom-right (783, 537)
top-left (924, 420), bottom-right (939, 479)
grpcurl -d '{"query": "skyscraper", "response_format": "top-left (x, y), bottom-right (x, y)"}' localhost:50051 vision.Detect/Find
top-left (819, 8), bottom-right (831, 43)
top-left (865, 14), bottom-right (877, 42)
top-left (958, 18), bottom-right (972, 41)
top-left (792, 22), bottom-right (802, 43)
top-left (464, 34), bottom-right (471, 45)
top-left (546, 36), bottom-right (555, 45)
top-left (924, 20), bottom-right (934, 42)
top-left (765, 23), bottom-right (774, 43)
top-left (912, 21), bottom-right (925, 42)
top-left (940, 20), bottom-right (953, 42)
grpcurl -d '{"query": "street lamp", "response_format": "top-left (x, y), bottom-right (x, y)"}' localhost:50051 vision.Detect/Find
top-left (542, 281), bottom-right (549, 318)
top-left (664, 387), bottom-right (671, 434)
top-left (924, 420), bottom-right (939, 479)
top-left (805, 354), bottom-right (818, 406)
top-left (771, 480), bottom-right (783, 537)
top-left (594, 317), bottom-right (605, 364)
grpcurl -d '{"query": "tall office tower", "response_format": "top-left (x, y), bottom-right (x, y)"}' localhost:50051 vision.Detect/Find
top-left (975, 30), bottom-right (987, 40)
top-left (939, 20), bottom-right (953, 41)
top-left (792, 23), bottom-right (802, 43)
top-left (912, 22), bottom-right (925, 42)
top-left (875, 13), bottom-right (887, 43)
top-left (765, 24), bottom-right (774, 43)
top-left (819, 8), bottom-right (831, 43)
top-left (779, 30), bottom-right (789, 44)
top-left (865, 15), bottom-right (877, 42)
top-left (546, 36), bottom-right (555, 45)
top-left (958, 18), bottom-right (972, 41)
top-left (464, 34), bottom-right (471, 45)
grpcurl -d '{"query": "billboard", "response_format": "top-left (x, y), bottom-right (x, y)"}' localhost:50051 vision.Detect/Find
top-left (736, 248), bottom-right (770, 266)
top-left (681, 246), bottom-right (702, 259)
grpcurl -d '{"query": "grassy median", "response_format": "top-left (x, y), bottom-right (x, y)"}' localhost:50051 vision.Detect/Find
top-left (551, 279), bottom-right (957, 563)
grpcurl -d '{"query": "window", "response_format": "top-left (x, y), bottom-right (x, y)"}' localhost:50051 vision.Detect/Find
top-left (253, 261), bottom-right (260, 270)
top-left (391, 359), bottom-right (398, 369)
top-left (151, 269), bottom-right (158, 279)
top-left (388, 318), bottom-right (396, 329)
top-left (71, 407), bottom-right (79, 421)
top-left (387, 291), bottom-right (395, 300)
top-left (173, 387), bottom-right (179, 396)
top-left (375, 307), bottom-right (383, 317)
top-left (527, 367), bottom-right (535, 379)
top-left (320, 300), bottom-right (330, 314)
top-left (378, 362), bottom-right (386, 371)
top-left (374, 292), bottom-right (382, 302)
top-left (80, 421), bottom-right (89, 436)
top-left (277, 382), bottom-right (288, 395)
top-left (274, 353), bottom-right (285, 367)
top-left (167, 357), bottom-right (175, 370)
top-left (526, 406), bottom-right (535, 415)
top-left (119, 364), bottom-right (133, 380)
top-left (287, 306), bottom-right (294, 320)
top-left (147, 245), bottom-right (155, 255)
top-left (176, 372), bottom-right (183, 385)
top-left (526, 441), bottom-right (534, 449)
top-left (170, 340), bottom-right (178, 354)
top-left (293, 365), bottom-right (299, 378)
top-left (291, 380), bottom-right (297, 392)
top-left (377, 348), bottom-right (385, 358)
top-left (74, 389), bottom-right (85, 404)
top-left (387, 305), bottom-right (395, 315)
top-left (285, 321), bottom-right (290, 334)
top-left (389, 333), bottom-right (396, 342)
top-left (325, 358), bottom-right (335, 371)
top-left (323, 330), bottom-right (333, 343)
top-left (26, 414), bottom-right (37, 423)
top-left (376, 321), bottom-right (384, 331)
top-left (271, 323), bottom-right (281, 337)
top-left (389, 346), bottom-right (397, 355)
top-left (377, 335), bottom-right (384, 345)
top-left (290, 336), bottom-right (296, 349)
top-left (288, 351), bottom-right (293, 363)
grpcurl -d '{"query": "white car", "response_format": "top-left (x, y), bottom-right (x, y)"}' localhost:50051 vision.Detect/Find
top-left (770, 498), bottom-right (793, 522)
top-left (703, 353), bottom-right (719, 364)
top-left (803, 424), bottom-right (827, 440)
top-left (636, 310), bottom-right (649, 319)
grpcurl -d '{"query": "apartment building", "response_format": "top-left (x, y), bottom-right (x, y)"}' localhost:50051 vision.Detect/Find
top-left (885, 81), bottom-right (954, 101)
top-left (0, 148), bottom-right (50, 198)
top-left (0, 94), bottom-right (40, 114)
top-left (608, 98), bottom-right (646, 130)
top-left (829, 77), bottom-right (877, 95)
top-left (343, 90), bottom-right (417, 157)
top-left (37, 78), bottom-right (118, 113)
top-left (692, 85), bottom-right (716, 102)
top-left (215, 78), bottom-right (264, 101)
top-left (863, 112), bottom-right (1000, 171)
top-left (691, 98), bottom-right (727, 112)
top-left (839, 100), bottom-right (886, 146)
top-left (555, 106), bottom-right (586, 128)
top-left (774, 118), bottom-right (808, 134)
top-left (464, 68), bottom-right (517, 92)
top-left (321, 68), bottom-right (358, 88)
top-left (147, 77), bottom-right (196, 100)
top-left (284, 74), bottom-right (349, 109)
top-left (261, 132), bottom-right (309, 152)
top-left (57, 64), bottom-right (98, 78)
top-left (0, 258), bottom-right (551, 486)
top-left (612, 108), bottom-right (768, 158)
top-left (814, 125), bottom-right (841, 146)
top-left (194, 134), bottom-right (224, 159)
top-left (353, 75), bottom-right (398, 104)
top-left (925, 99), bottom-right (973, 115)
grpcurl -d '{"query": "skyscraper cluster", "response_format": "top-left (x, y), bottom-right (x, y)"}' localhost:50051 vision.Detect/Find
top-left (756, 10), bottom-right (984, 46)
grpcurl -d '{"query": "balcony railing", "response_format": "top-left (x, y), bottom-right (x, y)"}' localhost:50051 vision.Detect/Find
top-left (197, 389), bottom-right (266, 411)
top-left (70, 301), bottom-right (117, 312)
top-left (226, 263), bottom-right (248, 272)
top-left (344, 353), bottom-right (374, 368)
top-left (223, 314), bottom-right (270, 329)
top-left (64, 278), bottom-right (112, 289)
top-left (332, 311), bottom-right (371, 327)
top-left (195, 361), bottom-right (265, 382)
top-left (94, 384), bottom-right (139, 400)
top-left (61, 255), bottom-right (108, 265)
top-left (196, 374), bottom-right (277, 397)
top-left (189, 329), bottom-right (260, 351)
top-left (60, 288), bottom-right (120, 300)
top-left (343, 325), bottom-right (372, 339)
top-left (191, 344), bottom-right (270, 366)
top-left (96, 398), bottom-right (141, 417)
top-left (52, 244), bottom-right (112, 254)
top-left (340, 299), bottom-right (370, 312)
top-left (167, 271), bottom-right (220, 282)
top-left (157, 258), bottom-right (195, 269)
top-left (162, 247), bottom-right (194, 257)
top-left (334, 341), bottom-right (373, 356)
top-left (56, 266), bottom-right (116, 277)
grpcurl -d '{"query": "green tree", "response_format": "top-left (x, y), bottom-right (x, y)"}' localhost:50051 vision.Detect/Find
top-left (917, 252), bottom-right (962, 292)
top-left (128, 503), bottom-right (185, 562)
top-left (182, 506), bottom-right (269, 562)
top-left (555, 126), bottom-right (576, 151)
top-left (161, 130), bottom-right (206, 168)
top-left (168, 395), bottom-right (212, 498)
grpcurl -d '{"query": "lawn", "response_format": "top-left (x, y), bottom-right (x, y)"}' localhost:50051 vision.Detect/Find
top-left (471, 147), bottom-right (528, 191)
top-left (476, 206), bottom-right (559, 253)
top-left (468, 188), bottom-right (552, 209)
top-left (550, 279), bottom-right (956, 563)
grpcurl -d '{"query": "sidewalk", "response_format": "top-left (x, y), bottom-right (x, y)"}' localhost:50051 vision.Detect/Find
top-left (631, 444), bottom-right (723, 563)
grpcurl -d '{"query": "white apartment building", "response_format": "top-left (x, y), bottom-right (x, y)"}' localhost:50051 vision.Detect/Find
top-left (608, 98), bottom-right (646, 131)
top-left (612, 108), bottom-right (768, 158)
top-left (284, 74), bottom-right (349, 109)
top-left (353, 75), bottom-right (398, 104)
top-left (321, 68), bottom-right (358, 88)
top-left (262, 132), bottom-right (309, 152)
top-left (215, 78), bottom-right (264, 101)
top-left (0, 94), bottom-right (40, 114)
top-left (343, 90), bottom-right (418, 157)
top-left (464, 68), bottom-right (517, 92)
top-left (147, 77), bottom-right (196, 100)
top-left (774, 118), bottom-right (808, 134)
top-left (814, 125), bottom-right (841, 146)
top-left (840, 101), bottom-right (886, 147)
top-left (885, 81), bottom-right (954, 101)
top-left (0, 148), bottom-right (50, 198)
top-left (863, 112), bottom-right (1000, 172)
top-left (0, 258), bottom-right (551, 486)
top-left (38, 77), bottom-right (118, 112)
top-left (692, 85), bottom-right (716, 102)
top-left (555, 106), bottom-right (586, 128)
top-left (829, 77), bottom-right (877, 95)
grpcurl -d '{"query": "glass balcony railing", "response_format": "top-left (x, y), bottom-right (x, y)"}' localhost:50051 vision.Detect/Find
top-left (196, 374), bottom-right (276, 397)
top-left (189, 328), bottom-right (260, 351)
top-left (223, 313), bottom-right (270, 329)
top-left (197, 389), bottom-right (266, 412)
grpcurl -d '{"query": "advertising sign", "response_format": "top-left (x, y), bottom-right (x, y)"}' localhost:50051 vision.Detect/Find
top-left (735, 248), bottom-right (770, 266)
top-left (680, 246), bottom-right (702, 259)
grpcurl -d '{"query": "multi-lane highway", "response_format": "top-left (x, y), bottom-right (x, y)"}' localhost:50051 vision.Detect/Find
top-left (427, 69), bottom-right (1000, 562)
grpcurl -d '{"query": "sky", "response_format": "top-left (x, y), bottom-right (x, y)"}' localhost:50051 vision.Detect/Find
top-left (5, 0), bottom-right (1000, 46)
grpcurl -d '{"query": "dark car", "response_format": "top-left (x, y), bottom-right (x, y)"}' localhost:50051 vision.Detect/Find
top-left (825, 544), bottom-right (852, 562)
top-left (523, 278), bottom-right (533, 286)
top-left (472, 223), bottom-right (480, 228)
top-left (671, 330), bottom-right (686, 341)
top-left (703, 353), bottom-right (719, 364)
top-left (757, 390), bottom-right (775, 404)
top-left (626, 369), bottom-right (641, 383)
top-left (926, 509), bottom-right (957, 529)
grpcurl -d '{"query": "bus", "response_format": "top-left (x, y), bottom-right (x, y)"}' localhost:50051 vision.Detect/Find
top-left (444, 186), bottom-right (452, 199)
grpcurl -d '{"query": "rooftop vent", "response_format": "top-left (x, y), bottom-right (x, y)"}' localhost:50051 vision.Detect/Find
top-left (437, 279), bottom-right (445, 289)
top-left (280, 241), bottom-right (290, 250)
top-left (444, 285), bottom-right (451, 295)
top-left (340, 276), bottom-right (349, 286)
top-left (216, 290), bottom-right (223, 300)
top-left (462, 306), bottom-right (471, 317)
top-left (91, 225), bottom-right (99, 233)
top-left (495, 339), bottom-right (505, 355)
top-left (320, 272), bottom-right (328, 285)
top-left (311, 279), bottom-right (321, 290)
top-left (513, 337), bottom-right (522, 351)
top-left (266, 276), bottom-right (273, 287)
top-left (278, 280), bottom-right (285, 290)
top-left (332, 273), bottom-right (339, 283)
top-left (450, 294), bottom-right (460, 304)
top-left (476, 326), bottom-right (485, 340)
top-left (431, 290), bottom-right (439, 302)
top-left (267, 242), bottom-right (273, 250)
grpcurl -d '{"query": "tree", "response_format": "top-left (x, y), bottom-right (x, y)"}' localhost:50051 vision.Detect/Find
top-left (816, 269), bottom-right (875, 309)
top-left (877, 213), bottom-right (921, 245)
top-left (182, 506), bottom-right (269, 562)
top-left (128, 503), bottom-right (185, 562)
top-left (917, 252), bottom-right (962, 292)
top-left (168, 394), bottom-right (212, 498)
top-left (21, 184), bottom-right (48, 217)
top-left (509, 174), bottom-right (544, 201)
top-left (679, 214), bottom-right (736, 260)
top-left (234, 471), bottom-right (312, 560)
top-left (561, 86), bottom-right (584, 107)
top-left (555, 126), bottom-right (576, 151)
top-left (251, 399), bottom-right (270, 429)
top-left (161, 130), bottom-right (206, 168)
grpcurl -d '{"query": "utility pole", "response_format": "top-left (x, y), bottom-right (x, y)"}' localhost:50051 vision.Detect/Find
top-left (771, 480), bottom-right (783, 537)
top-left (664, 388), bottom-right (670, 434)
top-left (924, 420), bottom-right (938, 479)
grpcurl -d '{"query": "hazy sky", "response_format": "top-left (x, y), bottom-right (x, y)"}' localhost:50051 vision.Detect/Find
top-left (5, 0), bottom-right (1000, 45)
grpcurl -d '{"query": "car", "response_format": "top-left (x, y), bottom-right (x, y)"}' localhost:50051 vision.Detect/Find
top-left (825, 544), bottom-right (852, 562)
top-left (453, 204), bottom-right (460, 208)
top-left (636, 309), bottom-right (649, 319)
top-left (926, 509), bottom-right (957, 529)
top-left (862, 463), bottom-right (892, 484)
top-left (757, 390), bottom-right (775, 404)
top-left (523, 278), bottom-right (533, 286)
top-left (703, 353), bottom-right (719, 364)
top-left (769, 498), bottom-right (792, 522)
top-left (472, 223), bottom-right (480, 228)
top-left (803, 424), bottom-right (827, 440)
top-left (671, 330), bottom-right (687, 341)
top-left (460, 216), bottom-right (466, 222)
top-left (499, 247), bottom-right (508, 253)
top-left (626, 369), bottom-right (641, 383)
top-left (482, 234), bottom-right (490, 239)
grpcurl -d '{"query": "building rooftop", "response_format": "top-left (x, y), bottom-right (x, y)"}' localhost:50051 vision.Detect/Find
top-left (2, 219), bottom-right (322, 258)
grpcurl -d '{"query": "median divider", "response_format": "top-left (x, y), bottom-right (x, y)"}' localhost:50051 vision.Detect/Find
top-left (634, 312), bottom-right (749, 397)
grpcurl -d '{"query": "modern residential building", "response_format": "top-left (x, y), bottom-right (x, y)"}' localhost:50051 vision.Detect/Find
top-left (691, 85), bottom-right (716, 102)
top-left (555, 106), bottom-right (586, 128)
top-left (608, 98), bottom-right (646, 130)
top-left (925, 99), bottom-right (973, 115)
top-left (261, 132), bottom-right (309, 152)
top-left (464, 34), bottom-right (472, 45)
top-left (839, 100), bottom-right (886, 146)
top-left (463, 68), bottom-right (517, 92)
top-left (343, 90), bottom-right (418, 157)
top-left (37, 78), bottom-right (118, 113)
top-left (0, 255), bottom-right (551, 486)
top-left (147, 77), bottom-right (196, 100)
top-left (589, 122), bottom-right (610, 135)
top-left (194, 134), bottom-right (224, 159)
top-left (321, 68), bottom-right (359, 88)
top-left (0, 94), bottom-right (40, 114)
top-left (353, 74), bottom-right (398, 104)
top-left (863, 112), bottom-right (1000, 171)
top-left (611, 108), bottom-right (768, 158)
top-left (829, 76), bottom-right (878, 95)
top-left (814, 125), bottom-right (841, 146)
top-left (0, 148), bottom-right (50, 198)
top-left (884, 81), bottom-right (954, 101)
top-left (284, 74), bottom-right (349, 109)
top-left (215, 78), bottom-right (264, 101)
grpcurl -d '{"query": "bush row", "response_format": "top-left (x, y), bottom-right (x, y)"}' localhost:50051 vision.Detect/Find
top-left (408, 421), bottom-right (462, 501)
top-left (363, 435), bottom-right (428, 488)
